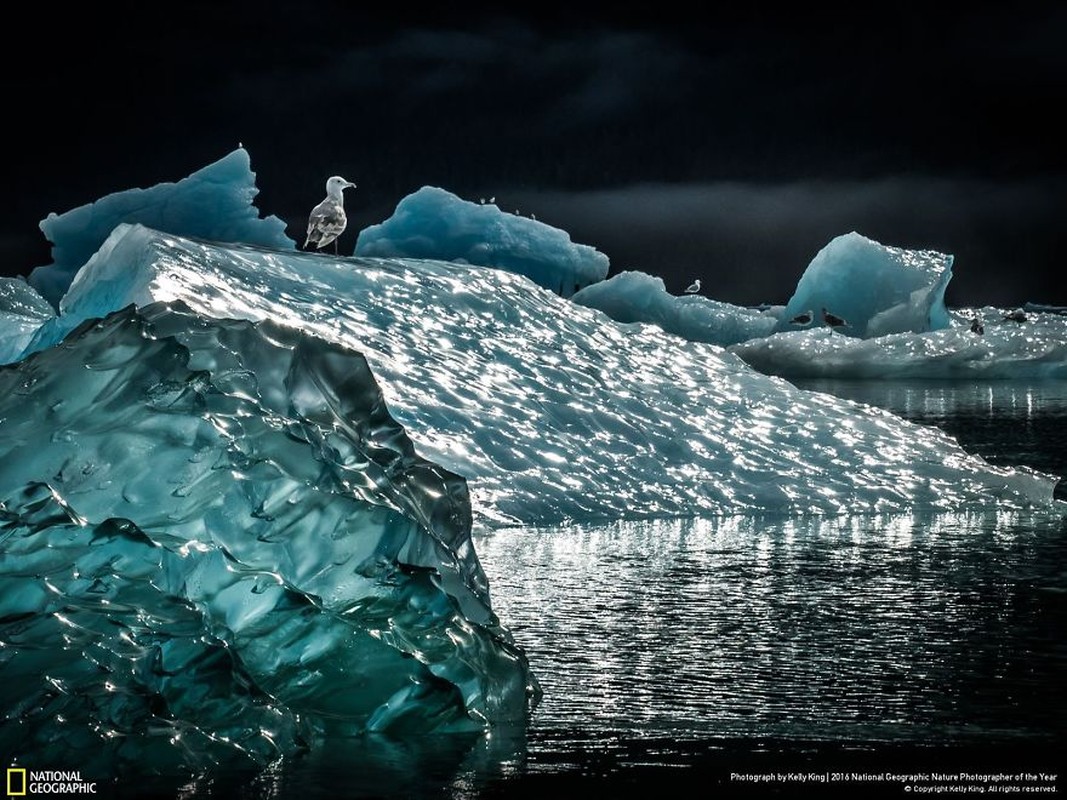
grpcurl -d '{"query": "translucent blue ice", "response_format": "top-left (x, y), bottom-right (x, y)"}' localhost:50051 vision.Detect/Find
top-left (0, 277), bottom-right (54, 364)
top-left (23, 223), bottom-right (1058, 527)
top-left (773, 231), bottom-right (953, 338)
top-left (355, 186), bottom-right (609, 296)
top-left (0, 302), bottom-right (538, 769)
top-left (27, 148), bottom-right (294, 308)
top-left (572, 270), bottom-right (778, 346)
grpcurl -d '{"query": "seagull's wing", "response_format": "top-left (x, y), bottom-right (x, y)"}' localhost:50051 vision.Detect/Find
top-left (306, 200), bottom-right (348, 248)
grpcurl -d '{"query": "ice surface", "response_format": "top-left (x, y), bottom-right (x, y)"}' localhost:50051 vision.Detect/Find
top-left (572, 270), bottom-right (778, 346)
top-left (731, 307), bottom-right (1067, 380)
top-left (355, 186), bottom-right (609, 297)
top-left (0, 303), bottom-right (537, 769)
top-left (0, 277), bottom-right (54, 364)
top-left (27, 148), bottom-right (294, 308)
top-left (22, 224), bottom-right (1058, 527)
top-left (774, 232), bottom-right (953, 338)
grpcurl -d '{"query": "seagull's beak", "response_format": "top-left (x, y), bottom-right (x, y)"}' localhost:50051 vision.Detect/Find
top-left (344, 181), bottom-right (356, 189)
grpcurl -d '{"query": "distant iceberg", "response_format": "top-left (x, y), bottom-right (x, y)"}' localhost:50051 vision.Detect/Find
top-left (565, 233), bottom-right (1067, 380)
top-left (774, 231), bottom-right (953, 338)
top-left (730, 307), bottom-right (1067, 380)
top-left (0, 302), bottom-right (538, 769)
top-left (572, 270), bottom-right (778, 347)
top-left (571, 233), bottom-right (953, 345)
top-left (355, 185), bottom-right (609, 297)
top-left (27, 148), bottom-right (294, 308)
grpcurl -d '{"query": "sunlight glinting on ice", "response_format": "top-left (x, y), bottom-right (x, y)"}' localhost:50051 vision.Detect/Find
top-left (26, 224), bottom-right (1057, 529)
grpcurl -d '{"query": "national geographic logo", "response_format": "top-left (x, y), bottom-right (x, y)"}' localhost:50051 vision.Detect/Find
top-left (6, 769), bottom-right (97, 795)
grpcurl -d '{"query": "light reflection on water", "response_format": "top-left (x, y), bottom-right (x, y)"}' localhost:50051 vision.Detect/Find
top-left (792, 379), bottom-right (1067, 482)
top-left (133, 510), bottom-right (1066, 799)
top-left (476, 510), bottom-right (1067, 749)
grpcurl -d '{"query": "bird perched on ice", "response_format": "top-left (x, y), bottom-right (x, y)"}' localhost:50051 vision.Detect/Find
top-left (790, 309), bottom-right (813, 326)
top-left (685, 279), bottom-right (702, 294)
top-left (970, 315), bottom-right (985, 335)
top-left (304, 176), bottom-right (356, 254)
top-left (1002, 308), bottom-right (1028, 323)
top-left (822, 307), bottom-right (848, 332)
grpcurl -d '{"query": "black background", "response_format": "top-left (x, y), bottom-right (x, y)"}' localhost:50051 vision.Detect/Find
top-left (4, 1), bottom-right (1065, 306)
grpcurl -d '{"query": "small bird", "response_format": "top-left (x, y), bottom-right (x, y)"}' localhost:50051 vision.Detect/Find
top-left (822, 307), bottom-right (848, 332)
top-left (790, 309), bottom-right (813, 326)
top-left (970, 316), bottom-right (984, 335)
top-left (1003, 309), bottom-right (1028, 323)
top-left (305, 176), bottom-right (356, 255)
top-left (685, 279), bottom-right (702, 294)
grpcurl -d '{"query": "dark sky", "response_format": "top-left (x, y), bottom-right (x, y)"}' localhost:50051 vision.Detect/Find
top-left (3, 2), bottom-right (1065, 306)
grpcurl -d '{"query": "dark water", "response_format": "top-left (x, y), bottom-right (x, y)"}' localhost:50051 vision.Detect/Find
top-left (63, 383), bottom-right (1067, 797)
top-left (792, 379), bottom-right (1067, 485)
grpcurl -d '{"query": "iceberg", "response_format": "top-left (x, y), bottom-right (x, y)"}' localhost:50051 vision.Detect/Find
top-left (27, 148), bottom-right (295, 308)
top-left (563, 233), bottom-right (1067, 381)
top-left (19, 223), bottom-right (1058, 527)
top-left (773, 231), bottom-right (953, 338)
top-left (0, 277), bottom-right (54, 365)
top-left (731, 307), bottom-right (1067, 380)
top-left (0, 302), bottom-right (537, 770)
top-left (354, 186), bottom-right (609, 297)
top-left (572, 270), bottom-right (778, 346)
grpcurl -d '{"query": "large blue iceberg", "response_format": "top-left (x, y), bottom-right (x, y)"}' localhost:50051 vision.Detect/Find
top-left (355, 185), bottom-right (610, 297)
top-left (0, 302), bottom-right (537, 770)
top-left (27, 148), bottom-right (294, 308)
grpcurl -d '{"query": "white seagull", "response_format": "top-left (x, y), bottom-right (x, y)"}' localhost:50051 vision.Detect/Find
top-left (685, 279), bottom-right (702, 294)
top-left (305, 176), bottom-right (356, 255)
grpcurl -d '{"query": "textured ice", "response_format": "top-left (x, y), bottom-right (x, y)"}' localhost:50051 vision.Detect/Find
top-left (27, 148), bottom-right (294, 308)
top-left (774, 232), bottom-right (953, 338)
top-left (0, 277), bottom-right (54, 364)
top-left (355, 186), bottom-right (609, 297)
top-left (731, 307), bottom-right (1067, 380)
top-left (21, 223), bottom-right (1059, 528)
top-left (0, 303), bottom-right (537, 769)
top-left (572, 270), bottom-right (778, 346)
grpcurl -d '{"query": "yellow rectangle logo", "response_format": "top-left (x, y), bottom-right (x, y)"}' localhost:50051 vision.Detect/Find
top-left (7, 768), bottom-right (27, 797)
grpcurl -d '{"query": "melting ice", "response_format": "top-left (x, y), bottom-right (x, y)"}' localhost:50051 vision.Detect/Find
top-left (1, 148), bottom-right (1064, 772)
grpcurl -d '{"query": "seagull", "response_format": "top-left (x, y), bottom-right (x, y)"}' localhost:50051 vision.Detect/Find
top-left (1003, 308), bottom-right (1027, 323)
top-left (305, 176), bottom-right (356, 255)
top-left (685, 279), bottom-right (702, 294)
top-left (822, 307), bottom-right (848, 332)
top-left (790, 309), bottom-right (813, 326)
top-left (970, 316), bottom-right (984, 335)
